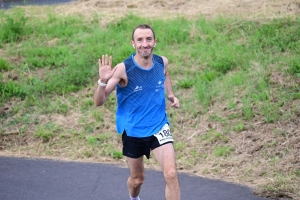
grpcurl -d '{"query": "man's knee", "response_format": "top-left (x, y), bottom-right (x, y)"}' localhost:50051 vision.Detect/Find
top-left (130, 174), bottom-right (145, 188)
top-left (164, 169), bottom-right (178, 183)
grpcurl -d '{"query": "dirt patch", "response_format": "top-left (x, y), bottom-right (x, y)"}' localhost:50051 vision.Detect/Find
top-left (53, 0), bottom-right (300, 22)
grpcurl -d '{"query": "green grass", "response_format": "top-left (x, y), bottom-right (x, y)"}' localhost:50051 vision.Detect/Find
top-left (214, 145), bottom-right (234, 157)
top-left (1, 7), bottom-right (300, 199)
top-left (1, 12), bottom-right (299, 106)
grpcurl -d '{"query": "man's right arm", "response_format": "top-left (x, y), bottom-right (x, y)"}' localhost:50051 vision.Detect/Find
top-left (94, 62), bottom-right (126, 106)
top-left (94, 77), bottom-right (117, 106)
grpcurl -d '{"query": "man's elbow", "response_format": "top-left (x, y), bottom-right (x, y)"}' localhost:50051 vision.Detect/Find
top-left (94, 101), bottom-right (103, 107)
top-left (94, 99), bottom-right (105, 107)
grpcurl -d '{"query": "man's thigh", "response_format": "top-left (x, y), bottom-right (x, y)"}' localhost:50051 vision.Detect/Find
top-left (126, 156), bottom-right (145, 176)
top-left (152, 143), bottom-right (176, 170)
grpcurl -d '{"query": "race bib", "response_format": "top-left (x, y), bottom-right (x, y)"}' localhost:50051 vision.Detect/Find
top-left (153, 124), bottom-right (174, 145)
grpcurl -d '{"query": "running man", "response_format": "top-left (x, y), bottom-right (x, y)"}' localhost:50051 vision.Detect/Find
top-left (94, 24), bottom-right (181, 200)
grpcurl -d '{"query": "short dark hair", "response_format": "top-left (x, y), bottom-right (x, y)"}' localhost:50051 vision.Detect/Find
top-left (131, 24), bottom-right (156, 41)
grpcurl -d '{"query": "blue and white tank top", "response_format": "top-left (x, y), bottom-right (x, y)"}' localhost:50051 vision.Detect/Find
top-left (116, 53), bottom-right (168, 137)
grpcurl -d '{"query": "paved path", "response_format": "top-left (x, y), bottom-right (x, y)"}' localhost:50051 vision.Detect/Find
top-left (0, 0), bottom-right (73, 9)
top-left (0, 156), bottom-right (270, 200)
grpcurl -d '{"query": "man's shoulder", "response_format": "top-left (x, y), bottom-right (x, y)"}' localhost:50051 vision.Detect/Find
top-left (123, 54), bottom-right (134, 68)
top-left (114, 62), bottom-right (126, 73)
top-left (153, 54), bottom-right (163, 63)
top-left (153, 54), bottom-right (168, 66)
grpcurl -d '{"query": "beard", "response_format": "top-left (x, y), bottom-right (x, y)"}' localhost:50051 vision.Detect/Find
top-left (137, 47), bottom-right (153, 59)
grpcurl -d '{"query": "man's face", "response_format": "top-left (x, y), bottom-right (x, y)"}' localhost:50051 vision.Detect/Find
top-left (132, 28), bottom-right (156, 59)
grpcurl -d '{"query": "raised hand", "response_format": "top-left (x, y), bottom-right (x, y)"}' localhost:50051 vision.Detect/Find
top-left (98, 54), bottom-right (116, 83)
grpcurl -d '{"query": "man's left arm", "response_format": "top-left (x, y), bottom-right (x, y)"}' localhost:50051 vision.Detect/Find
top-left (162, 56), bottom-right (180, 108)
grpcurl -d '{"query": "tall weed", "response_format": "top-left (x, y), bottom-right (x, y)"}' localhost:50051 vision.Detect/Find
top-left (0, 58), bottom-right (11, 71)
top-left (0, 10), bottom-right (27, 43)
top-left (0, 81), bottom-right (26, 101)
top-left (287, 57), bottom-right (300, 77)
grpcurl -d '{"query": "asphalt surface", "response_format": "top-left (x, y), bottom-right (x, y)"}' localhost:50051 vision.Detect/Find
top-left (0, 0), bottom-right (73, 9)
top-left (0, 156), bottom-right (271, 200)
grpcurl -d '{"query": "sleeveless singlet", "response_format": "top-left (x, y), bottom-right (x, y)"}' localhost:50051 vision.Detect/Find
top-left (116, 53), bottom-right (168, 138)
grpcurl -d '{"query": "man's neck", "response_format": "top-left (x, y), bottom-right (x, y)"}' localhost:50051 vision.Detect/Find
top-left (134, 54), bottom-right (153, 69)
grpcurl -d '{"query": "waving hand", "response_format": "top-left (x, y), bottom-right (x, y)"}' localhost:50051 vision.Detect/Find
top-left (98, 54), bottom-right (117, 83)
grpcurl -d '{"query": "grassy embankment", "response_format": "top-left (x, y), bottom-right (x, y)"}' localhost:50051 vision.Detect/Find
top-left (0, 7), bottom-right (299, 199)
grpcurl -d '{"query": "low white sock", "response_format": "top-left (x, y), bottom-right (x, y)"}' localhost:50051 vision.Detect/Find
top-left (129, 195), bottom-right (140, 200)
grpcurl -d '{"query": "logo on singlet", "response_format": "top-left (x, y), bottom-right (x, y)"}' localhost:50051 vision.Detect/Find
top-left (134, 86), bottom-right (143, 92)
top-left (156, 81), bottom-right (164, 92)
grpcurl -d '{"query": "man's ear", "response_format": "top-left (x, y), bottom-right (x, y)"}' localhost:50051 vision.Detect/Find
top-left (131, 41), bottom-right (135, 49)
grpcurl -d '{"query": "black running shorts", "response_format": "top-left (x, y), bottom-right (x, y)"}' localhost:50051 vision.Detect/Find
top-left (122, 130), bottom-right (173, 159)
